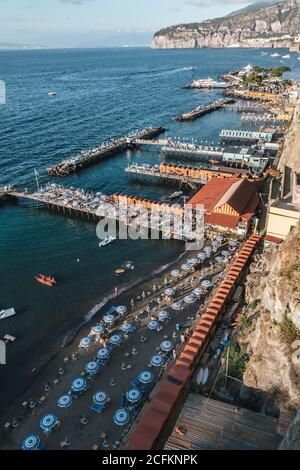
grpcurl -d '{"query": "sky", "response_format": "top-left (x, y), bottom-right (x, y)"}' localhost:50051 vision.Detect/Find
top-left (0, 0), bottom-right (265, 47)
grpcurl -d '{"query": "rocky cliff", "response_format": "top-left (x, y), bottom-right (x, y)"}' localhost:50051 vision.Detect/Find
top-left (239, 225), bottom-right (300, 410)
top-left (152, 0), bottom-right (300, 50)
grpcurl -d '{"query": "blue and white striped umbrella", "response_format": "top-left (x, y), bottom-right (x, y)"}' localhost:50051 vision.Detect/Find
top-left (215, 255), bottom-right (225, 263)
top-left (96, 348), bottom-right (110, 360)
top-left (85, 361), bottom-right (100, 375)
top-left (91, 324), bottom-right (106, 335)
top-left (181, 263), bottom-right (191, 271)
top-left (113, 408), bottom-right (130, 426)
top-left (110, 334), bottom-right (123, 345)
top-left (158, 310), bottom-right (170, 321)
top-left (40, 414), bottom-right (57, 432)
top-left (165, 288), bottom-right (175, 296)
top-left (171, 301), bottom-right (183, 311)
top-left (71, 377), bottom-right (87, 393)
top-left (188, 258), bottom-right (199, 265)
top-left (103, 314), bottom-right (116, 324)
top-left (229, 239), bottom-right (238, 246)
top-left (201, 279), bottom-right (212, 288)
top-left (160, 340), bottom-right (173, 352)
top-left (212, 240), bottom-right (219, 247)
top-left (22, 435), bottom-right (42, 451)
top-left (193, 287), bottom-right (204, 296)
top-left (93, 391), bottom-right (108, 405)
top-left (139, 371), bottom-right (154, 384)
top-left (197, 252), bottom-right (206, 260)
top-left (204, 245), bottom-right (212, 253)
top-left (126, 388), bottom-right (142, 403)
top-left (216, 236), bottom-right (223, 243)
top-left (184, 294), bottom-right (195, 304)
top-left (171, 269), bottom-right (180, 277)
top-left (221, 250), bottom-right (229, 257)
top-left (79, 337), bottom-right (92, 348)
top-left (121, 322), bottom-right (134, 333)
top-left (147, 320), bottom-right (159, 330)
top-left (150, 354), bottom-right (165, 367)
top-left (57, 395), bottom-right (73, 408)
top-left (116, 305), bottom-right (128, 315)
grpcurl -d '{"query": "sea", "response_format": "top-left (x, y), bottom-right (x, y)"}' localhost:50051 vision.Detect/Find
top-left (0, 46), bottom-right (300, 413)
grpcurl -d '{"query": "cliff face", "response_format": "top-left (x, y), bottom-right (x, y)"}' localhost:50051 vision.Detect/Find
top-left (240, 224), bottom-right (300, 409)
top-left (152, 0), bottom-right (300, 50)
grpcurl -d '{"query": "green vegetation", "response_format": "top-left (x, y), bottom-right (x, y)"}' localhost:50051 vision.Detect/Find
top-left (243, 66), bottom-right (291, 84)
top-left (279, 312), bottom-right (300, 347)
top-left (225, 341), bottom-right (248, 380)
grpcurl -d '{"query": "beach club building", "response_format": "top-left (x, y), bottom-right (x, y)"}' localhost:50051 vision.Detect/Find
top-left (187, 177), bottom-right (259, 236)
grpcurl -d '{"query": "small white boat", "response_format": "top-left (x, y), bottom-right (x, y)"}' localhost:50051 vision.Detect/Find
top-left (48, 91), bottom-right (57, 97)
top-left (0, 308), bottom-right (16, 320)
top-left (99, 236), bottom-right (116, 247)
top-left (3, 334), bottom-right (16, 343)
top-left (282, 54), bottom-right (290, 59)
top-left (169, 191), bottom-right (183, 200)
top-left (271, 53), bottom-right (280, 57)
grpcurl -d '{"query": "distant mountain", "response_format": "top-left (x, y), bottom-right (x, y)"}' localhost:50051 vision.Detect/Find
top-left (152, 0), bottom-right (300, 50)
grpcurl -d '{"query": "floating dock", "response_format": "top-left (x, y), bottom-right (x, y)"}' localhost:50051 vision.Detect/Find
top-left (47, 126), bottom-right (165, 177)
top-left (174, 99), bottom-right (235, 122)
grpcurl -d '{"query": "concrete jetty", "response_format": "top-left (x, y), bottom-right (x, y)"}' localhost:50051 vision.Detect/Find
top-left (47, 127), bottom-right (165, 177)
top-left (174, 98), bottom-right (235, 122)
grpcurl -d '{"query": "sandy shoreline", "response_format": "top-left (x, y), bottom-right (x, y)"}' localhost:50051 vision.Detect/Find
top-left (0, 238), bottom-right (232, 450)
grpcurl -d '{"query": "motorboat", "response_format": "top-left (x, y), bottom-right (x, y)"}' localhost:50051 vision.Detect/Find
top-left (48, 91), bottom-right (57, 96)
top-left (271, 53), bottom-right (280, 57)
top-left (99, 236), bottom-right (116, 247)
top-left (35, 274), bottom-right (57, 287)
top-left (282, 54), bottom-right (290, 59)
top-left (0, 308), bottom-right (16, 320)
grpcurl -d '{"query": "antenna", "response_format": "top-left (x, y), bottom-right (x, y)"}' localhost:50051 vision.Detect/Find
top-left (34, 169), bottom-right (40, 191)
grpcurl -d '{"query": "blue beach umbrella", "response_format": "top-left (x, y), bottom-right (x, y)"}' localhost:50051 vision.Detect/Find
top-left (40, 414), bottom-right (58, 433)
top-left (109, 333), bottom-right (123, 346)
top-left (193, 287), bottom-right (204, 296)
top-left (184, 294), bottom-right (195, 304)
top-left (139, 371), bottom-right (154, 384)
top-left (22, 435), bottom-right (42, 451)
top-left (150, 354), bottom-right (165, 367)
top-left (158, 310), bottom-right (170, 321)
top-left (71, 377), bottom-right (87, 393)
top-left (91, 324), bottom-right (106, 335)
top-left (103, 314), bottom-right (116, 324)
top-left (57, 395), bottom-right (73, 408)
top-left (221, 250), bottom-right (230, 257)
top-left (93, 391), bottom-right (109, 405)
top-left (215, 255), bottom-right (225, 263)
top-left (126, 388), bottom-right (142, 404)
top-left (85, 361), bottom-right (100, 376)
top-left (204, 245), bottom-right (212, 253)
top-left (113, 408), bottom-right (130, 426)
top-left (79, 337), bottom-right (92, 348)
top-left (116, 305), bottom-right (128, 315)
top-left (165, 288), bottom-right (175, 296)
top-left (171, 269), bottom-right (180, 277)
top-left (188, 258), bottom-right (199, 265)
top-left (96, 348), bottom-right (110, 360)
top-left (171, 301), bottom-right (183, 311)
top-left (147, 320), bottom-right (159, 330)
top-left (201, 279), bottom-right (212, 288)
top-left (197, 252), bottom-right (206, 260)
top-left (160, 340), bottom-right (173, 352)
top-left (121, 322), bottom-right (134, 333)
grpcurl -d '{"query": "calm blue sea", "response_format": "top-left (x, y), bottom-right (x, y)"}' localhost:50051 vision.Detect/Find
top-left (0, 47), bottom-right (299, 410)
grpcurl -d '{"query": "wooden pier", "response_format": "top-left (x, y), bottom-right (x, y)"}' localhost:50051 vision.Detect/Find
top-left (47, 126), bottom-right (165, 177)
top-left (162, 145), bottom-right (224, 162)
top-left (174, 98), bottom-right (235, 122)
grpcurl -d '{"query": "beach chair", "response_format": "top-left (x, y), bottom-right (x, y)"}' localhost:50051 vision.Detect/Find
top-left (131, 378), bottom-right (140, 388)
top-left (90, 403), bottom-right (105, 414)
top-left (121, 394), bottom-right (127, 408)
top-left (107, 343), bottom-right (114, 351)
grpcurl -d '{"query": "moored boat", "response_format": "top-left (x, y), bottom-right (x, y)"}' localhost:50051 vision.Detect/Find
top-left (35, 274), bottom-right (57, 287)
top-left (0, 308), bottom-right (16, 320)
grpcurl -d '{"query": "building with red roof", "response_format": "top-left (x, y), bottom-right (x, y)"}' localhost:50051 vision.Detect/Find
top-left (187, 177), bottom-right (259, 235)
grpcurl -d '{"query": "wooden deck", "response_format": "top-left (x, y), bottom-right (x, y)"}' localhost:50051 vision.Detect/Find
top-left (164, 394), bottom-right (282, 450)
